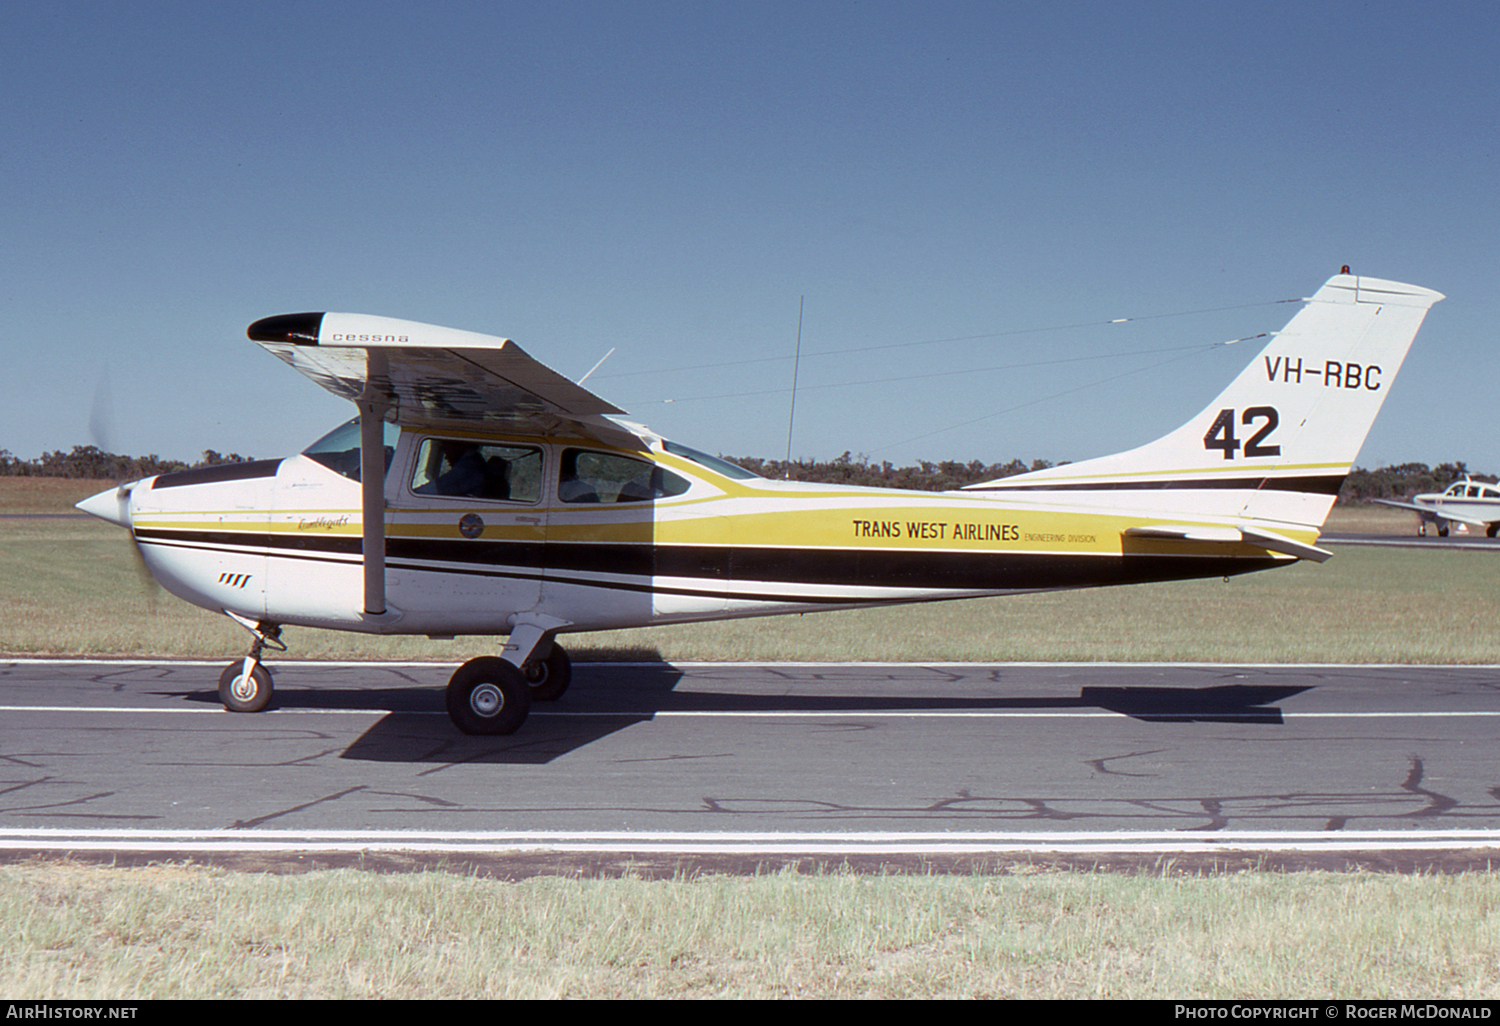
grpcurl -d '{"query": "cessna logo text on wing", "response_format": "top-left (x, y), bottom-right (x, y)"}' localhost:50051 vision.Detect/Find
top-left (76, 272), bottom-right (1443, 736)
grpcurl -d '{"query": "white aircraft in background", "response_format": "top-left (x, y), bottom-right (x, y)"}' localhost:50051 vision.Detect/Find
top-left (1375, 478), bottom-right (1500, 537)
top-left (77, 271), bottom-right (1443, 736)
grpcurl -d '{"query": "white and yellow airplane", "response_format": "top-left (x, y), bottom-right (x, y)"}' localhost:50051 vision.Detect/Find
top-left (77, 271), bottom-right (1443, 735)
top-left (1375, 478), bottom-right (1500, 537)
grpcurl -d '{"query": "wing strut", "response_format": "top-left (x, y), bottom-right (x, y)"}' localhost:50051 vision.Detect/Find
top-left (359, 353), bottom-right (389, 616)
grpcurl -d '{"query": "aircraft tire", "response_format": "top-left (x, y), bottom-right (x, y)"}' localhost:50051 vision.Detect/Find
top-left (446, 657), bottom-right (532, 735)
top-left (525, 645), bottom-right (572, 702)
top-left (1438, 525), bottom-right (1449, 537)
top-left (219, 662), bottom-right (273, 713)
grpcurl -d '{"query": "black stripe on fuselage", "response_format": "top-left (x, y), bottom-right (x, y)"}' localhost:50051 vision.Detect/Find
top-left (964, 474), bottom-right (1344, 495)
top-left (132, 526), bottom-right (1285, 598)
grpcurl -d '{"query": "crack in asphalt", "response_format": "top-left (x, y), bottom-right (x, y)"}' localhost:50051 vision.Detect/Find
top-left (1401, 756), bottom-right (1461, 817)
top-left (230, 786), bottom-right (369, 829)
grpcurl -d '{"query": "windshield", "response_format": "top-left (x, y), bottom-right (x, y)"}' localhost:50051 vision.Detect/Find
top-left (662, 440), bottom-right (761, 480)
top-left (303, 417), bottom-right (401, 481)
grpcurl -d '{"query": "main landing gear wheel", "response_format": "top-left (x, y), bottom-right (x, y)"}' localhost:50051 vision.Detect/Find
top-left (219, 661), bottom-right (274, 713)
top-left (525, 644), bottom-right (572, 702)
top-left (446, 657), bottom-right (533, 735)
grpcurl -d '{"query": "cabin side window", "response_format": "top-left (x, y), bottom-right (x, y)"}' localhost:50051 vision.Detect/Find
top-left (558, 449), bottom-right (691, 503)
top-left (410, 438), bottom-right (543, 503)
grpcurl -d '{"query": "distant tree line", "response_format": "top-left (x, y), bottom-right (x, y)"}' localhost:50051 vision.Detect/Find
top-left (0, 446), bottom-right (253, 480)
top-left (737, 453), bottom-right (1496, 501)
top-left (726, 452), bottom-right (1057, 492)
top-left (1338, 462), bottom-right (1494, 504)
top-left (1, 443), bottom-right (1489, 504)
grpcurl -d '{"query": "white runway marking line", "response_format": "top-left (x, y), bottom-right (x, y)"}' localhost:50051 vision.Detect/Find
top-left (7, 658), bottom-right (1500, 669)
top-left (2, 827), bottom-right (1499, 855)
top-left (4, 705), bottom-right (1500, 720)
top-left (7, 660), bottom-right (1499, 720)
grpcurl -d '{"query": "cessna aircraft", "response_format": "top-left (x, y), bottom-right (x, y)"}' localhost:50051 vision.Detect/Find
top-left (1374, 478), bottom-right (1500, 537)
top-left (77, 271), bottom-right (1443, 735)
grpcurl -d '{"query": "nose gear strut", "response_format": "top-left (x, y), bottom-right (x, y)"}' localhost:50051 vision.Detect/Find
top-left (219, 611), bottom-right (286, 713)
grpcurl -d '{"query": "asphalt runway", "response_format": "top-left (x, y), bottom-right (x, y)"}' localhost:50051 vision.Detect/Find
top-left (4, 659), bottom-right (1500, 873)
top-left (1324, 532), bottom-right (1500, 551)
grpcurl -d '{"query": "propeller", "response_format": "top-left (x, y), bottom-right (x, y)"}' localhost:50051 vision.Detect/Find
top-left (86, 370), bottom-right (161, 612)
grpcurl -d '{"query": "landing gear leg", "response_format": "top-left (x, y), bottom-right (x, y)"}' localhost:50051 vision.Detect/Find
top-left (219, 614), bottom-right (285, 713)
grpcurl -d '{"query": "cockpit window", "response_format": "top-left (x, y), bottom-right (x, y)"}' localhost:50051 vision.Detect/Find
top-left (662, 440), bottom-right (761, 480)
top-left (559, 449), bottom-right (691, 503)
top-left (411, 438), bottom-right (542, 503)
top-left (302, 417), bottom-right (401, 482)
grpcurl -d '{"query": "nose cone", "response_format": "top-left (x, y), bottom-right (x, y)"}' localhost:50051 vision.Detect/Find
top-left (76, 484), bottom-right (134, 529)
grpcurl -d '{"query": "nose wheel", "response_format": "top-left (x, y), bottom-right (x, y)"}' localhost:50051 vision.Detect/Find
top-left (219, 660), bottom-right (274, 713)
top-left (218, 614), bottom-right (284, 713)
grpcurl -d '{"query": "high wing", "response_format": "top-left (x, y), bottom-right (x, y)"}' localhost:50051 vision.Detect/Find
top-left (248, 312), bottom-right (642, 447)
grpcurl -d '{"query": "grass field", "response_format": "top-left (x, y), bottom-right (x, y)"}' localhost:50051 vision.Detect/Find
top-left (1, 479), bottom-right (1492, 663)
top-left (5, 861), bottom-right (1500, 999)
top-left (4, 479), bottom-right (1497, 999)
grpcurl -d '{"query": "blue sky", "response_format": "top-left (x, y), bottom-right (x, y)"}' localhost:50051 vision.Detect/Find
top-left (3, 0), bottom-right (1496, 471)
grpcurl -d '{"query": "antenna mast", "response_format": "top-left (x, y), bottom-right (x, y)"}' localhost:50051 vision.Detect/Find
top-left (784, 296), bottom-right (804, 477)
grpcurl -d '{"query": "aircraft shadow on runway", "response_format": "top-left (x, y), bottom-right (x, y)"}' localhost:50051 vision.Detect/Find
top-left (161, 669), bottom-right (1313, 765)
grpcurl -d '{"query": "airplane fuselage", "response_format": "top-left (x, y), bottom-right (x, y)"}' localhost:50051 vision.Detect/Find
top-left (118, 421), bottom-right (1304, 641)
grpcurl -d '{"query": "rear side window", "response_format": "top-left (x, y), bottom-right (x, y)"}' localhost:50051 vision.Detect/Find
top-left (411, 439), bottom-right (542, 503)
top-left (558, 449), bottom-right (691, 503)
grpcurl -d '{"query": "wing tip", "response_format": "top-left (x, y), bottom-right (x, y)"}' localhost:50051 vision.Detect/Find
top-left (248, 312), bottom-right (325, 344)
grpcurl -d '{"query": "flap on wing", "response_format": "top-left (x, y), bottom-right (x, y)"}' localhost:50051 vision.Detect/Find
top-left (1122, 524), bottom-right (1333, 563)
top-left (250, 312), bottom-right (634, 443)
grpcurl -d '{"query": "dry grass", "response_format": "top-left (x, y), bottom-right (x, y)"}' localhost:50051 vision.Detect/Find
top-left (4, 860), bottom-right (1499, 999)
top-left (0, 477), bottom-right (116, 514)
top-left (1323, 503), bottom-right (1418, 535)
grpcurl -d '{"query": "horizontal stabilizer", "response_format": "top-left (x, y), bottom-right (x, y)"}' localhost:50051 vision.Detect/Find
top-left (1122, 524), bottom-right (1333, 563)
top-left (1237, 526), bottom-right (1333, 563)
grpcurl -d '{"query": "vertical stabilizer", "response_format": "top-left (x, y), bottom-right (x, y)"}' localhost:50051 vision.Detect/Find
top-left (967, 273), bottom-right (1444, 530)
